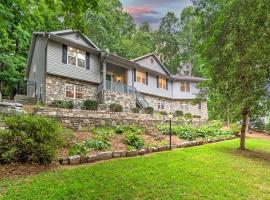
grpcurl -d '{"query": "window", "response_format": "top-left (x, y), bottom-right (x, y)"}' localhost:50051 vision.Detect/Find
top-left (159, 78), bottom-right (167, 89)
top-left (67, 47), bottom-right (86, 68)
top-left (65, 83), bottom-right (84, 99)
top-left (136, 70), bottom-right (146, 84)
top-left (75, 85), bottom-right (83, 99)
top-left (65, 83), bottom-right (74, 98)
top-left (198, 102), bottom-right (202, 109)
top-left (157, 102), bottom-right (165, 110)
top-left (180, 82), bottom-right (190, 92)
top-left (181, 101), bottom-right (189, 111)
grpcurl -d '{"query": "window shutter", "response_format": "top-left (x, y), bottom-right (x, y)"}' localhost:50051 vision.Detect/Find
top-left (166, 79), bottom-right (168, 90)
top-left (157, 76), bottom-right (159, 88)
top-left (62, 45), bottom-right (67, 64)
top-left (146, 72), bottom-right (148, 85)
top-left (86, 52), bottom-right (90, 70)
top-left (134, 68), bottom-right (136, 82)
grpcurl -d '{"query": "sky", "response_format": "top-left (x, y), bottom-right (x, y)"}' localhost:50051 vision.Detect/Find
top-left (120, 0), bottom-right (192, 29)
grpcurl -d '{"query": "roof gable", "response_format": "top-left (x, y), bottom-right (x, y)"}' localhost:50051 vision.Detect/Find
top-left (132, 53), bottom-right (171, 76)
top-left (50, 30), bottom-right (100, 50)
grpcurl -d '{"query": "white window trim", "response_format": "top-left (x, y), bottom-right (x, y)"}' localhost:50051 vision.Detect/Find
top-left (67, 47), bottom-right (86, 69)
top-left (65, 83), bottom-right (85, 99)
top-left (136, 70), bottom-right (146, 85)
top-left (159, 78), bottom-right (167, 90)
top-left (180, 82), bottom-right (190, 92)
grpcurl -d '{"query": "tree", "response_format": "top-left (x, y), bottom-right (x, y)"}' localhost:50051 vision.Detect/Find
top-left (155, 12), bottom-right (181, 74)
top-left (193, 0), bottom-right (270, 149)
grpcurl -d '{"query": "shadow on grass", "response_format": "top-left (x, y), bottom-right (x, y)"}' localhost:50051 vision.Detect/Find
top-left (232, 149), bottom-right (270, 165)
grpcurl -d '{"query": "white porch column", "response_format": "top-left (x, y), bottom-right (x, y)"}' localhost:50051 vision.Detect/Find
top-left (103, 61), bottom-right (107, 90)
top-left (132, 67), bottom-right (135, 95)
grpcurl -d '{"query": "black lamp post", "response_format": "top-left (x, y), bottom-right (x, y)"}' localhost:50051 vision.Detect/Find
top-left (168, 114), bottom-right (173, 150)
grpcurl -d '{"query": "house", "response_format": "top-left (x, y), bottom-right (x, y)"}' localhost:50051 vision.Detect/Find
top-left (25, 30), bottom-right (208, 119)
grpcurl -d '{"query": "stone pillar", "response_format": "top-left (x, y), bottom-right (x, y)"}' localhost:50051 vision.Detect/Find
top-left (103, 61), bottom-right (107, 90)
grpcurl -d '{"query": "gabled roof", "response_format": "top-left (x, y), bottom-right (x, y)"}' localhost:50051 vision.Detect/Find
top-left (132, 53), bottom-right (171, 76)
top-left (50, 29), bottom-right (100, 50)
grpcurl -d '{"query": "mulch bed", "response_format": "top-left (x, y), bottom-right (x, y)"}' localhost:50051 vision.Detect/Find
top-left (0, 163), bottom-right (58, 180)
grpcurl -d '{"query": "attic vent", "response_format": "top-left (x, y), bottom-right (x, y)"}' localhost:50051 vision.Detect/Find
top-left (151, 58), bottom-right (154, 64)
top-left (74, 34), bottom-right (80, 40)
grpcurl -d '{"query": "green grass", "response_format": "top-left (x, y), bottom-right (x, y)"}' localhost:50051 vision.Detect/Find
top-left (1, 138), bottom-right (270, 199)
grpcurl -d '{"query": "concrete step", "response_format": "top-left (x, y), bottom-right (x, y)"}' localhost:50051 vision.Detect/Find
top-left (14, 95), bottom-right (37, 105)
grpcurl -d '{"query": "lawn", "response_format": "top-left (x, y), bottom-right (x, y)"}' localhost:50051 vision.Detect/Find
top-left (1, 138), bottom-right (270, 200)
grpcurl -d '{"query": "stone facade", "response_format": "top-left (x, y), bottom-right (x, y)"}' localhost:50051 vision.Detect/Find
top-left (35, 107), bottom-right (206, 131)
top-left (144, 94), bottom-right (208, 120)
top-left (45, 74), bottom-right (98, 107)
top-left (100, 91), bottom-right (136, 112)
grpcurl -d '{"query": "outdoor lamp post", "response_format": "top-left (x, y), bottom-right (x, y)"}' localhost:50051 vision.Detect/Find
top-left (168, 114), bottom-right (173, 150)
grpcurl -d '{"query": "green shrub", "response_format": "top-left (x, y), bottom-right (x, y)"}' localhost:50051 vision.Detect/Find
top-left (68, 142), bottom-right (89, 156)
top-left (266, 117), bottom-right (270, 133)
top-left (184, 113), bottom-right (193, 119)
top-left (131, 107), bottom-right (140, 113)
top-left (0, 115), bottom-right (64, 164)
top-left (51, 100), bottom-right (73, 109)
top-left (109, 103), bottom-right (123, 112)
top-left (144, 107), bottom-right (154, 115)
top-left (116, 125), bottom-right (144, 135)
top-left (228, 123), bottom-right (240, 134)
top-left (175, 110), bottom-right (183, 117)
top-left (125, 133), bottom-right (144, 149)
top-left (83, 100), bottom-right (98, 110)
top-left (159, 111), bottom-right (167, 116)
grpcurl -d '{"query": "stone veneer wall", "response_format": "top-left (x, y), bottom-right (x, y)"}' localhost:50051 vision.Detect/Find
top-left (45, 74), bottom-right (98, 107)
top-left (101, 91), bottom-right (136, 112)
top-left (35, 107), bottom-right (205, 131)
top-left (143, 94), bottom-right (208, 120)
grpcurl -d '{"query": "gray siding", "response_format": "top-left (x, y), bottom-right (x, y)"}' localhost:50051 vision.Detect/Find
top-left (135, 55), bottom-right (167, 75)
top-left (60, 33), bottom-right (91, 47)
top-left (46, 41), bottom-right (100, 83)
top-left (172, 81), bottom-right (199, 99)
top-left (27, 36), bottom-right (47, 101)
top-left (134, 73), bottom-right (172, 98)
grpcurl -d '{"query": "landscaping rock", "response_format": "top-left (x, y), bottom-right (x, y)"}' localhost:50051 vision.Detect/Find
top-left (176, 144), bottom-right (182, 148)
top-left (59, 157), bottom-right (68, 165)
top-left (97, 151), bottom-right (112, 160)
top-left (112, 151), bottom-right (126, 158)
top-left (87, 154), bottom-right (98, 163)
top-left (145, 147), bottom-right (153, 153)
top-left (151, 147), bottom-right (159, 152)
top-left (126, 150), bottom-right (138, 157)
top-left (68, 155), bottom-right (81, 165)
top-left (80, 156), bottom-right (89, 164)
top-left (181, 142), bottom-right (191, 147)
top-left (190, 141), bottom-right (197, 146)
top-left (138, 149), bottom-right (146, 155)
top-left (158, 146), bottom-right (170, 152)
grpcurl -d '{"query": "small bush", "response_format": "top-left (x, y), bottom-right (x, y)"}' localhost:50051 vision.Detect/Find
top-left (144, 107), bottom-right (154, 115)
top-left (0, 115), bottom-right (64, 164)
top-left (175, 110), bottom-right (183, 117)
top-left (68, 142), bottom-right (89, 156)
top-left (131, 107), bottom-right (140, 113)
top-left (109, 103), bottom-right (123, 112)
top-left (125, 133), bottom-right (144, 149)
top-left (85, 139), bottom-right (110, 150)
top-left (51, 100), bottom-right (73, 109)
top-left (83, 100), bottom-right (98, 110)
top-left (228, 123), bottom-right (240, 134)
top-left (159, 111), bottom-right (167, 116)
top-left (92, 126), bottom-right (114, 139)
top-left (184, 113), bottom-right (193, 119)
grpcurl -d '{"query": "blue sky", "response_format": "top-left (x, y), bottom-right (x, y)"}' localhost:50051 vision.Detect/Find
top-left (120, 0), bottom-right (192, 29)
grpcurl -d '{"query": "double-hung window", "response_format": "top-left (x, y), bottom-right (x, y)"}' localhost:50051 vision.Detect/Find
top-left (180, 82), bottom-right (190, 92)
top-left (136, 70), bottom-right (146, 84)
top-left (159, 78), bottom-right (167, 89)
top-left (157, 102), bottom-right (165, 110)
top-left (65, 83), bottom-right (84, 99)
top-left (67, 47), bottom-right (86, 68)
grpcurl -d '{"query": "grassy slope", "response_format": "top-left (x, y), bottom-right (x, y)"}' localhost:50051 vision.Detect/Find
top-left (1, 139), bottom-right (270, 200)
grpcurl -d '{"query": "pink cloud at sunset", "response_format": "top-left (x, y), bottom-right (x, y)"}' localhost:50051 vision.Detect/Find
top-left (123, 6), bottom-right (159, 14)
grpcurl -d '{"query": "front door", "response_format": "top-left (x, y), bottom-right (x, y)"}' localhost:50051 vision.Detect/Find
top-left (106, 74), bottom-right (112, 90)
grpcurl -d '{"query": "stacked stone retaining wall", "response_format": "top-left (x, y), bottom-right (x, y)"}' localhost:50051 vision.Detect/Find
top-left (35, 107), bottom-right (205, 131)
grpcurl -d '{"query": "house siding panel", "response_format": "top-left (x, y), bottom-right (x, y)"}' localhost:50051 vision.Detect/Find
top-left (60, 33), bottom-right (90, 47)
top-left (135, 55), bottom-right (167, 75)
top-left (27, 36), bottom-right (47, 101)
top-left (47, 41), bottom-right (100, 83)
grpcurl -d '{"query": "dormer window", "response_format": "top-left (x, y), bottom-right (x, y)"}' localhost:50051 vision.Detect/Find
top-left (180, 82), bottom-right (190, 92)
top-left (67, 47), bottom-right (86, 68)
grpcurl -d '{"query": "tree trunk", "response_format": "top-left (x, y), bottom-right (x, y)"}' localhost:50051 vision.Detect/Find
top-left (240, 108), bottom-right (249, 150)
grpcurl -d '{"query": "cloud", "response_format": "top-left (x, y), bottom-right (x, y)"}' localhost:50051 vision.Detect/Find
top-left (123, 6), bottom-right (160, 15)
